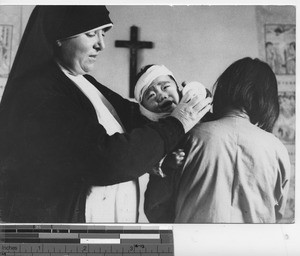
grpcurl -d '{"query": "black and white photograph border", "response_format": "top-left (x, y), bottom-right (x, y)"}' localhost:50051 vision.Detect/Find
top-left (0, 0), bottom-right (299, 255)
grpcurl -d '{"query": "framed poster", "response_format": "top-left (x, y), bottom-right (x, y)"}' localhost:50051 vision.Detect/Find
top-left (0, 6), bottom-right (21, 99)
top-left (273, 91), bottom-right (295, 145)
top-left (257, 6), bottom-right (296, 223)
top-left (273, 91), bottom-right (296, 222)
top-left (265, 24), bottom-right (295, 76)
top-left (0, 25), bottom-right (13, 78)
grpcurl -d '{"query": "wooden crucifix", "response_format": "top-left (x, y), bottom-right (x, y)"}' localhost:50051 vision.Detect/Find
top-left (115, 26), bottom-right (154, 98)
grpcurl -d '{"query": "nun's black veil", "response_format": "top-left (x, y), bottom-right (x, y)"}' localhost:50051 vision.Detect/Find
top-left (0, 5), bottom-right (113, 108)
top-left (0, 5), bottom-right (113, 163)
top-left (1, 6), bottom-right (51, 107)
top-left (0, 5), bottom-right (113, 221)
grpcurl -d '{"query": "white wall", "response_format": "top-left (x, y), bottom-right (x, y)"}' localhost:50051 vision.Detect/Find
top-left (18, 6), bottom-right (265, 97)
top-left (90, 5), bottom-right (259, 98)
top-left (21, 5), bottom-right (34, 33)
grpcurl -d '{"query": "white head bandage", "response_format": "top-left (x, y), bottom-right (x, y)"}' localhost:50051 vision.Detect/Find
top-left (134, 65), bottom-right (176, 103)
top-left (137, 81), bottom-right (208, 122)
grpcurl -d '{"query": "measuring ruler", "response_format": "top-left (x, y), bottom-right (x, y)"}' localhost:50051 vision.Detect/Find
top-left (0, 225), bottom-right (174, 255)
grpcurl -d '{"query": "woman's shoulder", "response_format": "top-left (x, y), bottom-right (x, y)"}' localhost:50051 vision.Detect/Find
top-left (10, 62), bottom-right (80, 109)
top-left (186, 115), bottom-right (286, 148)
top-left (263, 130), bottom-right (290, 157)
top-left (13, 61), bottom-right (62, 90)
top-left (186, 118), bottom-right (228, 145)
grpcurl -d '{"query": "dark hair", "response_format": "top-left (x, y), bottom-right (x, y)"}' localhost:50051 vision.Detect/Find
top-left (135, 64), bottom-right (155, 85)
top-left (212, 57), bottom-right (279, 132)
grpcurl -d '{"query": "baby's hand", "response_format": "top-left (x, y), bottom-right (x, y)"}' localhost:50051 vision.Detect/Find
top-left (171, 149), bottom-right (185, 167)
top-left (148, 149), bottom-right (186, 178)
top-left (163, 149), bottom-right (186, 172)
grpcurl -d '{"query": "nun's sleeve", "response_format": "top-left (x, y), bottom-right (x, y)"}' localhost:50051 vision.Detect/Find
top-left (21, 83), bottom-right (185, 186)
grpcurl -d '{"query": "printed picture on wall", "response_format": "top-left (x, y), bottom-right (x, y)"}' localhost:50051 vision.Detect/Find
top-left (0, 25), bottom-right (13, 78)
top-left (265, 24), bottom-right (295, 75)
top-left (273, 91), bottom-right (295, 145)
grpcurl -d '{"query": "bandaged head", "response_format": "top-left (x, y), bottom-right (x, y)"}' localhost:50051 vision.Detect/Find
top-left (134, 65), bottom-right (177, 103)
top-left (134, 65), bottom-right (178, 121)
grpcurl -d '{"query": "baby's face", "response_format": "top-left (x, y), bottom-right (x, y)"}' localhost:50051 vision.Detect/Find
top-left (141, 75), bottom-right (180, 113)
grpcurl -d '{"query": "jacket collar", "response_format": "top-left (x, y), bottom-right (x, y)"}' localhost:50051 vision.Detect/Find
top-left (222, 108), bottom-right (250, 120)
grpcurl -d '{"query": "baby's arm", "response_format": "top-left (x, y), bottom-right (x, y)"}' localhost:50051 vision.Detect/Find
top-left (149, 149), bottom-right (185, 177)
top-left (145, 149), bottom-right (185, 223)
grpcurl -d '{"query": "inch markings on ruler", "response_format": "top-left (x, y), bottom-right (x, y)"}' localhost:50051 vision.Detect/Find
top-left (1, 243), bottom-right (174, 254)
top-left (0, 225), bottom-right (174, 255)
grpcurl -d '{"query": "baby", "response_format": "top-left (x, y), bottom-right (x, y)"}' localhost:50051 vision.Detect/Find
top-left (134, 64), bottom-right (210, 176)
top-left (135, 64), bottom-right (209, 121)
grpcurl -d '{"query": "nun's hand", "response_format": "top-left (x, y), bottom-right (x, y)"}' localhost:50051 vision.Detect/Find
top-left (170, 90), bottom-right (212, 133)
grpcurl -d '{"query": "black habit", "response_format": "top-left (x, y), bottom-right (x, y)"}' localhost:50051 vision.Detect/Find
top-left (0, 60), bottom-right (184, 222)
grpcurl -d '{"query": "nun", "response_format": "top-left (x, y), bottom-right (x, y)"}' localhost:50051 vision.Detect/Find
top-left (0, 6), bottom-right (211, 223)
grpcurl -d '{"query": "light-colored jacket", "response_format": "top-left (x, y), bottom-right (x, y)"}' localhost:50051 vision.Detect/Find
top-left (175, 110), bottom-right (290, 223)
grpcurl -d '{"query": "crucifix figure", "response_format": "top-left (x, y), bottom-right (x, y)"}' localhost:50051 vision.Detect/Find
top-left (115, 26), bottom-right (154, 98)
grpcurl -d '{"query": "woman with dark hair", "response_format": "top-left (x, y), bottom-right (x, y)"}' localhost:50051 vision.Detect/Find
top-left (0, 6), bottom-right (211, 223)
top-left (213, 57), bottom-right (279, 132)
top-left (145, 57), bottom-right (290, 223)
